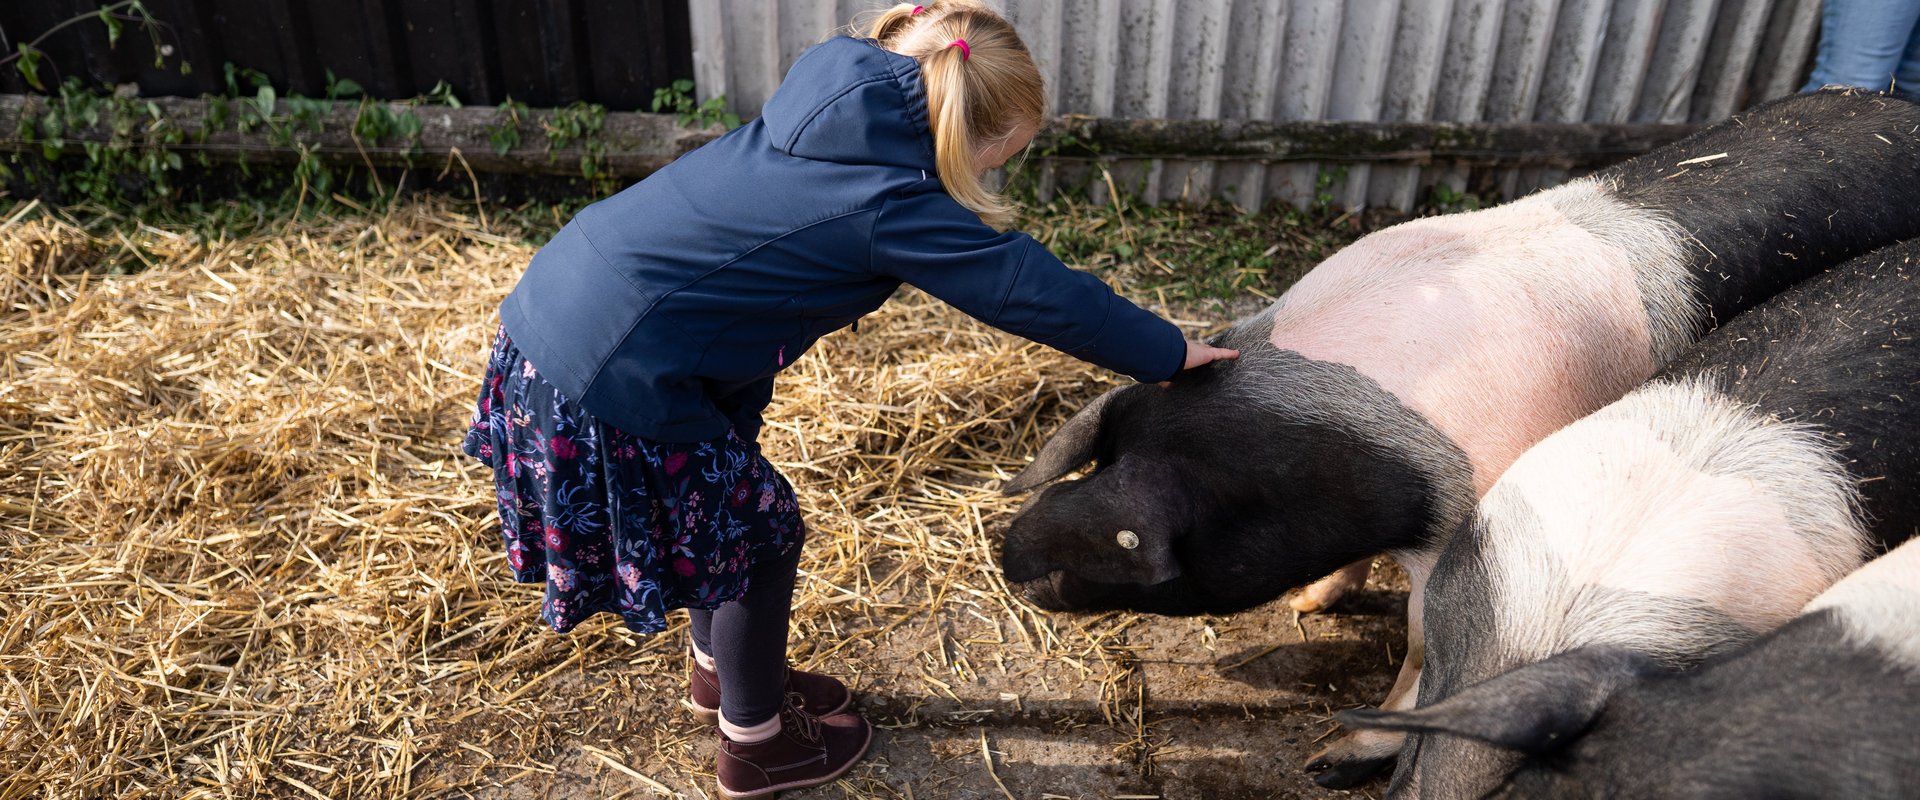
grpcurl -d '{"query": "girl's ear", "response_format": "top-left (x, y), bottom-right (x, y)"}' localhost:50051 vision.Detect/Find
top-left (973, 121), bottom-right (1039, 174)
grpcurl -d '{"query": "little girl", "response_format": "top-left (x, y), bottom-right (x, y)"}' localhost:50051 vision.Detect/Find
top-left (461, 2), bottom-right (1236, 796)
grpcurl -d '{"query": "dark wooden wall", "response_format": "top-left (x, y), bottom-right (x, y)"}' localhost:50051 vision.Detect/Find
top-left (0, 0), bottom-right (695, 109)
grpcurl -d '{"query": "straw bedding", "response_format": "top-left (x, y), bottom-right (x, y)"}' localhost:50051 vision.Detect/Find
top-left (0, 198), bottom-right (1225, 798)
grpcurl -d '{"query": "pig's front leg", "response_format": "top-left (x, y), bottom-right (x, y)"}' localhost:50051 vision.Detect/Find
top-left (1288, 557), bottom-right (1374, 613)
top-left (1303, 550), bottom-right (1434, 787)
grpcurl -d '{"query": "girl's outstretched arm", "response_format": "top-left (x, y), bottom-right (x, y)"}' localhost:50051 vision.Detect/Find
top-left (1158, 340), bottom-right (1240, 387)
top-left (1182, 340), bottom-right (1241, 370)
top-left (871, 188), bottom-right (1188, 383)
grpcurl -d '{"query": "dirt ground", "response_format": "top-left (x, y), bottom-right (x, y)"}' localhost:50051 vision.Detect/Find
top-left (465, 560), bottom-right (1410, 800)
top-left (444, 301), bottom-right (1413, 800)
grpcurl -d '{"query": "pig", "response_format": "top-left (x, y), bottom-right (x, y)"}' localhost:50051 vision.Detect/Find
top-left (996, 88), bottom-right (1920, 786)
top-left (1339, 236), bottom-right (1920, 797)
top-left (1341, 538), bottom-right (1920, 799)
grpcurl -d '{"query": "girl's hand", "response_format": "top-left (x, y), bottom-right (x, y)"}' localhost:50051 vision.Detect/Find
top-left (1160, 340), bottom-right (1240, 386)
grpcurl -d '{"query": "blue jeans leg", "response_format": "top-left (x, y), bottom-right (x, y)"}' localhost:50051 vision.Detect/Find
top-left (1899, 11), bottom-right (1920, 95)
top-left (1803, 0), bottom-right (1920, 93)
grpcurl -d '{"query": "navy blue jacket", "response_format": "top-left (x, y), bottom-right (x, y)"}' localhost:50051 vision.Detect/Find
top-left (499, 37), bottom-right (1186, 443)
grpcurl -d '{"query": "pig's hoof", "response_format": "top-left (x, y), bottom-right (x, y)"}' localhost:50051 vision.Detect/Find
top-left (1288, 563), bottom-right (1371, 613)
top-left (1305, 735), bottom-right (1396, 788)
top-left (1288, 588), bottom-right (1343, 614)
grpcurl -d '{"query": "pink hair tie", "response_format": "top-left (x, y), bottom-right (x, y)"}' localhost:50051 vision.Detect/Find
top-left (910, 4), bottom-right (924, 14)
top-left (950, 38), bottom-right (970, 61)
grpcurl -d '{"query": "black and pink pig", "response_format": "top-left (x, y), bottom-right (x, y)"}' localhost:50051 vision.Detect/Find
top-left (997, 89), bottom-right (1920, 785)
top-left (1340, 236), bottom-right (1920, 797)
top-left (1344, 539), bottom-right (1920, 799)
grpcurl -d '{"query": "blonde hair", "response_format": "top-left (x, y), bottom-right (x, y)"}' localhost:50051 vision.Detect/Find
top-left (860, 1), bottom-right (1045, 227)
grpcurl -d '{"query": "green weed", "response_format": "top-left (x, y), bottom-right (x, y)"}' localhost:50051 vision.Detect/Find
top-left (651, 79), bottom-right (742, 130)
top-left (1017, 190), bottom-right (1381, 305)
top-left (487, 99), bottom-right (528, 156)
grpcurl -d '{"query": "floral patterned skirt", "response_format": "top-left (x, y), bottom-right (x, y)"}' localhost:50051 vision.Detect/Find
top-left (460, 328), bottom-right (803, 634)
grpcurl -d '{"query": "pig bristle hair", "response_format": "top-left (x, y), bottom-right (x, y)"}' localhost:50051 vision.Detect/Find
top-left (1477, 376), bottom-right (1872, 666)
top-left (1210, 333), bottom-right (1477, 545)
top-left (1538, 177), bottom-right (1701, 366)
top-left (1804, 539), bottom-right (1920, 669)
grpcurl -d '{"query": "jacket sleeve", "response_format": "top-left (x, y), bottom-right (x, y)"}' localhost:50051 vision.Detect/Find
top-left (870, 191), bottom-right (1187, 383)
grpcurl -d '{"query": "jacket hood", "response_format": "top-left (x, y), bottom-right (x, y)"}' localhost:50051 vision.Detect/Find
top-left (760, 37), bottom-right (936, 171)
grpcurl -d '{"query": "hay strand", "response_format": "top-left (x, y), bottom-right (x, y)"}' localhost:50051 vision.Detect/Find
top-left (0, 197), bottom-right (1173, 798)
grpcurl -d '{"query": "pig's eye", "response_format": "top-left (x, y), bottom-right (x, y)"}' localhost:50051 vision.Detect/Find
top-left (1115, 530), bottom-right (1140, 549)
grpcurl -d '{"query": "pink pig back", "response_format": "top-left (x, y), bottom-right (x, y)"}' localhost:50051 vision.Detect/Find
top-left (1266, 179), bottom-right (1696, 495)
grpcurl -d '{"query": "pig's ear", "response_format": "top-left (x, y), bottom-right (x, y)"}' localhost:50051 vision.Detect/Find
top-left (1002, 387), bottom-right (1123, 494)
top-left (1337, 648), bottom-right (1654, 755)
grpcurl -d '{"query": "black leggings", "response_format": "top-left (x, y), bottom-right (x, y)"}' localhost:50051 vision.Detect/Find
top-left (687, 528), bottom-right (805, 727)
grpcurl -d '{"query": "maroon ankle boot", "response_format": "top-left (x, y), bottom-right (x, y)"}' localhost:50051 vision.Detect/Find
top-left (715, 698), bottom-right (872, 798)
top-left (689, 661), bottom-right (851, 725)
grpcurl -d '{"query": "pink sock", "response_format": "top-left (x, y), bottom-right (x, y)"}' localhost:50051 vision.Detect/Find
top-left (720, 713), bottom-right (780, 744)
top-left (691, 644), bottom-right (717, 672)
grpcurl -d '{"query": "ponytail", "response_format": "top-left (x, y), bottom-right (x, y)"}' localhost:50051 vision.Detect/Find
top-left (859, 1), bottom-right (1044, 228)
top-left (862, 3), bottom-right (922, 44)
top-left (925, 39), bottom-right (1011, 226)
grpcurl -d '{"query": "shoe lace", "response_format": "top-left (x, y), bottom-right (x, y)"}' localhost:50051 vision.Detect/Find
top-left (779, 691), bottom-right (823, 744)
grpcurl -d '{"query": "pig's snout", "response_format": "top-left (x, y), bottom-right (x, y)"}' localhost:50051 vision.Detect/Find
top-left (999, 553), bottom-right (1054, 584)
top-left (1018, 572), bottom-right (1071, 610)
top-left (998, 527), bottom-right (1058, 583)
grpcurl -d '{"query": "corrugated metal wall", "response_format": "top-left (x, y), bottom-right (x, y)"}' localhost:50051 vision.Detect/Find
top-left (0, 0), bottom-right (693, 109)
top-left (691, 0), bottom-right (1819, 210)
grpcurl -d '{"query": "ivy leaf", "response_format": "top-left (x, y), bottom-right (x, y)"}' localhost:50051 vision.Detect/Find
top-left (16, 45), bottom-right (46, 92)
top-left (98, 8), bottom-right (125, 47)
top-left (427, 79), bottom-right (461, 108)
top-left (255, 84), bottom-right (276, 117)
top-left (326, 69), bottom-right (364, 101)
top-left (391, 110), bottom-right (422, 139)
